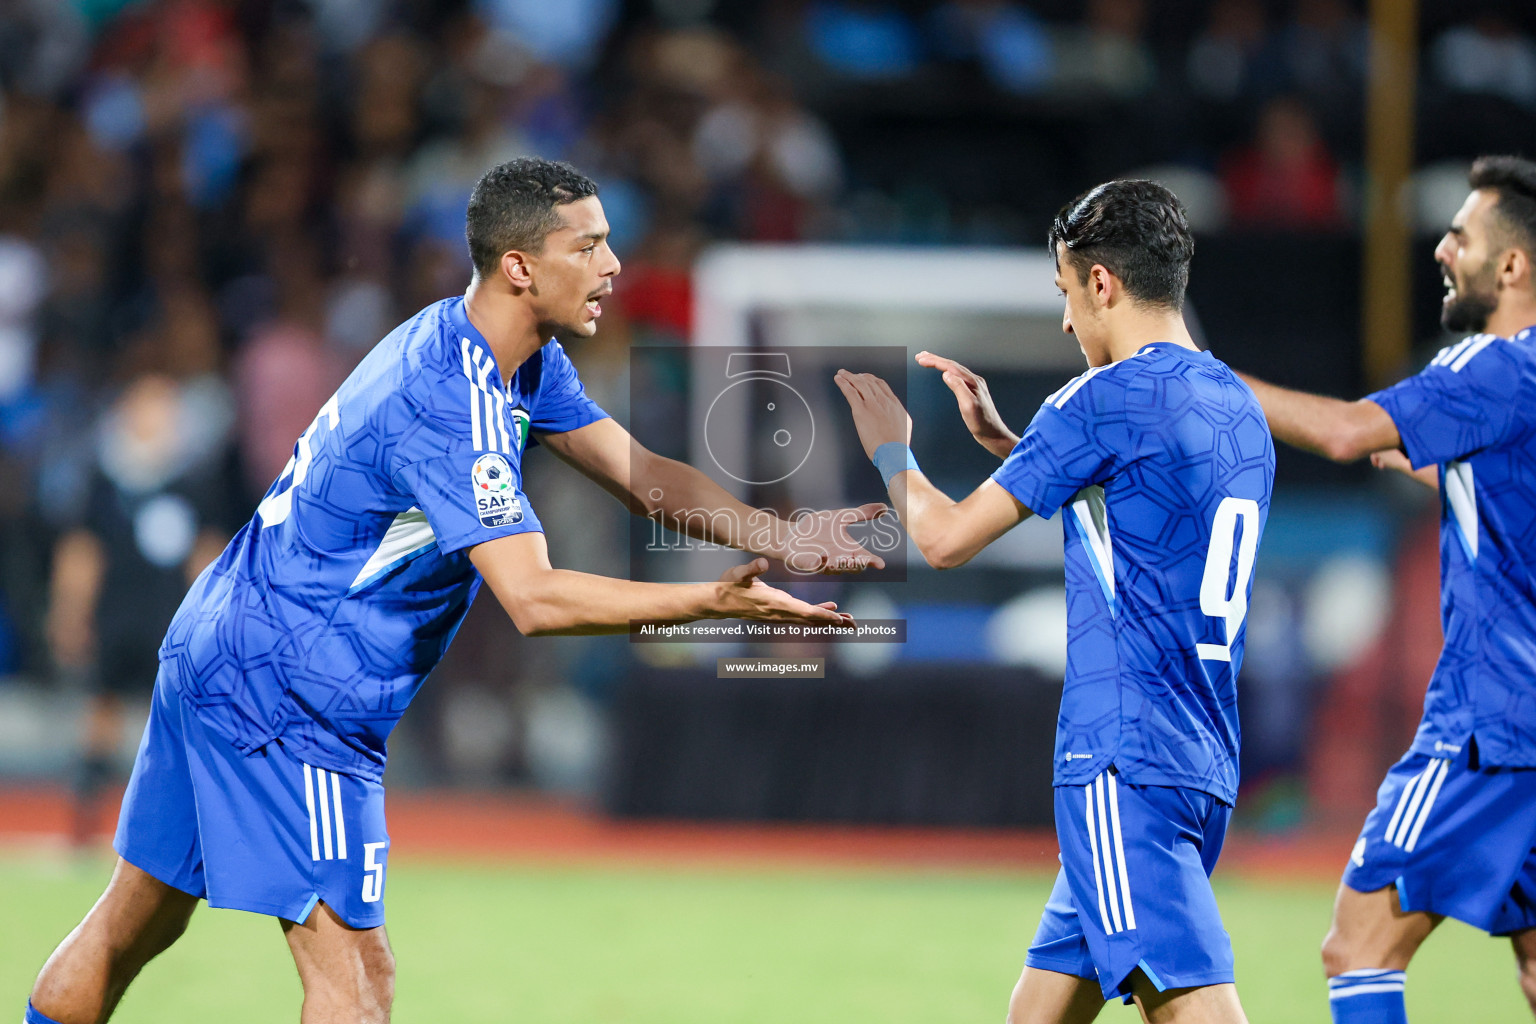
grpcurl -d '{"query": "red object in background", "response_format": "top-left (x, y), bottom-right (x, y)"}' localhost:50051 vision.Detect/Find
top-left (1222, 97), bottom-right (1344, 229)
top-left (615, 263), bottom-right (693, 337)
top-left (1223, 144), bottom-right (1343, 228)
top-left (1306, 513), bottom-right (1443, 825)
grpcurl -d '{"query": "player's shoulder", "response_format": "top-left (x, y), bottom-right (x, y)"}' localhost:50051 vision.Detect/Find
top-left (1043, 343), bottom-right (1218, 412)
top-left (1424, 328), bottom-right (1535, 375)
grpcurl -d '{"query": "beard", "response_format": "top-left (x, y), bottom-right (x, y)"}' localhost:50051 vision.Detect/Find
top-left (1441, 262), bottom-right (1499, 334)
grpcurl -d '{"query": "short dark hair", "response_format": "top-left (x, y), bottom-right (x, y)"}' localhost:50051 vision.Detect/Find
top-left (1047, 180), bottom-right (1195, 310)
top-left (466, 157), bottom-right (599, 278)
top-left (1469, 155), bottom-right (1536, 258)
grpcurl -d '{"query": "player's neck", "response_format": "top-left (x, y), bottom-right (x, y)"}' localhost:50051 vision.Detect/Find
top-left (462, 279), bottom-right (549, 377)
top-left (1486, 295), bottom-right (1536, 339)
top-left (1095, 309), bottom-right (1197, 365)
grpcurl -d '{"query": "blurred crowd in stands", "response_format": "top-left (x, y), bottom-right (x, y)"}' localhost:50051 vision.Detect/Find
top-left (0, 0), bottom-right (1527, 791)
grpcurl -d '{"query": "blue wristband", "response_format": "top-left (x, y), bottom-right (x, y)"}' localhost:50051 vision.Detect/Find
top-left (871, 442), bottom-right (920, 487)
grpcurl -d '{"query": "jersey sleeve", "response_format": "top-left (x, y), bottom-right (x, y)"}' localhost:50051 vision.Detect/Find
top-left (391, 370), bottom-right (544, 556)
top-left (990, 369), bottom-right (1124, 520)
top-left (1366, 335), bottom-right (1526, 468)
top-left (530, 340), bottom-right (609, 435)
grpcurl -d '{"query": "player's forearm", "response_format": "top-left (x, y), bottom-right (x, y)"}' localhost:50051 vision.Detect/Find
top-left (1238, 373), bottom-right (1387, 463)
top-left (503, 568), bottom-right (719, 637)
top-left (639, 455), bottom-right (787, 558)
top-left (887, 472), bottom-right (976, 570)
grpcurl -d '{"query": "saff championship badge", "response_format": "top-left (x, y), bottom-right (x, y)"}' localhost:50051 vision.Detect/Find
top-left (471, 452), bottom-right (523, 527)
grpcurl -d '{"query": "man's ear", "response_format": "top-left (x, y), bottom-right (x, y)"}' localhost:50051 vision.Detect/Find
top-left (1499, 246), bottom-right (1532, 291)
top-left (501, 250), bottom-right (534, 290)
top-left (1090, 264), bottom-right (1115, 308)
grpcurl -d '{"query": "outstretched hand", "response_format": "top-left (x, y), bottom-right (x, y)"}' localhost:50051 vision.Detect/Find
top-left (715, 558), bottom-right (853, 625)
top-left (833, 370), bottom-right (911, 461)
top-left (915, 351), bottom-right (1018, 459)
top-left (779, 503), bottom-right (890, 575)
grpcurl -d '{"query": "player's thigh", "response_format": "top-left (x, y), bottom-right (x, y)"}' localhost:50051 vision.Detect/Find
top-left (1321, 881), bottom-right (1439, 973)
top-left (1129, 976), bottom-right (1247, 1024)
top-left (1007, 965), bottom-right (1105, 1024)
top-left (282, 901), bottom-right (394, 1002)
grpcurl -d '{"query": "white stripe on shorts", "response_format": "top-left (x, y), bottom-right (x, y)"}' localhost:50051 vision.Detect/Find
top-left (1094, 776), bottom-right (1123, 933)
top-left (1106, 773), bottom-right (1137, 930)
top-left (1403, 759), bottom-right (1450, 852)
top-left (1084, 772), bottom-right (1137, 935)
top-left (1384, 759), bottom-right (1436, 847)
top-left (330, 770), bottom-right (348, 860)
top-left (1085, 782), bottom-right (1112, 933)
top-left (303, 763), bottom-right (320, 861)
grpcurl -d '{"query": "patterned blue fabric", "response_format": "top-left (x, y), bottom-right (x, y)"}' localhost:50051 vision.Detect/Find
top-left (158, 297), bottom-right (608, 781)
top-left (991, 343), bottom-right (1275, 804)
top-left (1367, 325), bottom-right (1536, 767)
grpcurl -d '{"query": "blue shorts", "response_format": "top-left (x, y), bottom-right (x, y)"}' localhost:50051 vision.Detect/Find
top-left (114, 672), bottom-right (391, 928)
top-left (1343, 743), bottom-right (1536, 935)
top-left (1026, 770), bottom-right (1235, 1002)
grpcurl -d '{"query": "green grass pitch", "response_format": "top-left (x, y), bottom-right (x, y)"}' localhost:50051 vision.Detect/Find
top-left (2, 852), bottom-right (1528, 1022)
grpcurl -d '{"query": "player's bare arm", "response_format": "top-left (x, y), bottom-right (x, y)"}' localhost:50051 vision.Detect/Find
top-left (469, 530), bottom-right (850, 636)
top-left (537, 416), bottom-right (888, 572)
top-left (834, 369), bottom-right (1029, 570)
top-left (913, 351), bottom-right (1019, 458)
top-left (1234, 372), bottom-right (1401, 464)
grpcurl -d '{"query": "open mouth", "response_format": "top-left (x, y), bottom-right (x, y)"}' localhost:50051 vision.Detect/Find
top-left (585, 289), bottom-right (610, 319)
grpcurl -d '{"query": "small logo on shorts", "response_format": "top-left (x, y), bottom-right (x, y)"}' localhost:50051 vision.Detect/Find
top-left (472, 453), bottom-right (523, 528)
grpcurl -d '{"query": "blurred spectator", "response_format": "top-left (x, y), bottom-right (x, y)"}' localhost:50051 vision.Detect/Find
top-left (1221, 97), bottom-right (1344, 229)
top-left (472, 0), bottom-right (620, 73)
top-left (930, 1), bottom-right (1054, 96)
top-left (1265, 0), bottom-right (1367, 151)
top-left (1051, 0), bottom-right (1155, 99)
top-left (802, 1), bottom-right (923, 81)
top-left (46, 372), bottom-right (235, 845)
top-left (1431, 15), bottom-right (1536, 111)
top-left (1187, 0), bottom-right (1268, 103)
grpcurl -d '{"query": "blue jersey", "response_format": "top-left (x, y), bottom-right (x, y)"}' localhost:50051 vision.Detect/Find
top-left (1367, 325), bottom-right (1536, 767)
top-left (991, 343), bottom-right (1274, 804)
top-left (158, 297), bottom-right (608, 781)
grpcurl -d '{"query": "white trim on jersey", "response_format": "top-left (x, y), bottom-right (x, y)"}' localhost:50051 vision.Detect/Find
top-left (1047, 363), bottom-right (1110, 410)
top-left (1084, 772), bottom-right (1137, 935)
top-left (1430, 337), bottom-right (1475, 367)
top-left (304, 763), bottom-right (349, 861)
top-left (460, 337), bottom-right (512, 454)
top-left (1449, 334), bottom-right (1497, 372)
top-left (1429, 334), bottom-right (1498, 373)
top-left (1444, 461), bottom-right (1478, 560)
top-left (1070, 486), bottom-right (1115, 614)
top-left (348, 507), bottom-right (439, 595)
top-left (461, 337), bottom-right (483, 451)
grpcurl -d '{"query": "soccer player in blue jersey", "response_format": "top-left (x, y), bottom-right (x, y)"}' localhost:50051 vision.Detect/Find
top-left (1237, 155), bottom-right (1536, 1024)
top-left (23, 158), bottom-right (884, 1024)
top-left (836, 180), bottom-right (1274, 1023)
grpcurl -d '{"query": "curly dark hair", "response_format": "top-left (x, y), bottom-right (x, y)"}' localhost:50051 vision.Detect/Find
top-left (466, 157), bottom-right (599, 278)
top-left (1047, 180), bottom-right (1195, 311)
top-left (1468, 155), bottom-right (1536, 257)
